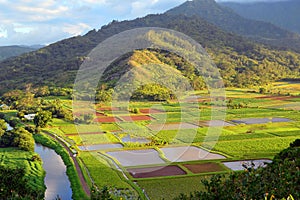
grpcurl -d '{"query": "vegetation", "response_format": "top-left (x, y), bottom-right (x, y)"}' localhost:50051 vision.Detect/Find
top-left (222, 0), bottom-right (300, 34)
top-left (175, 139), bottom-right (300, 200)
top-left (166, 0), bottom-right (300, 51)
top-left (1, 7), bottom-right (300, 94)
top-left (0, 148), bottom-right (46, 199)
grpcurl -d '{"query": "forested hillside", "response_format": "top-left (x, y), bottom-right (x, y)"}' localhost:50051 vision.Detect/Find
top-left (221, 0), bottom-right (300, 34)
top-left (166, 0), bottom-right (300, 52)
top-left (0, 3), bottom-right (300, 94)
top-left (0, 45), bottom-right (37, 61)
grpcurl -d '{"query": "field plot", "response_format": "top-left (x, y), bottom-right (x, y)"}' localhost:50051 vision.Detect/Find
top-left (97, 106), bottom-right (120, 111)
top-left (198, 120), bottom-right (234, 127)
top-left (70, 133), bottom-right (119, 145)
top-left (120, 115), bottom-right (153, 122)
top-left (231, 117), bottom-right (291, 125)
top-left (107, 149), bottom-right (166, 166)
top-left (223, 159), bottom-right (272, 171)
top-left (78, 143), bottom-right (123, 151)
top-left (139, 108), bottom-right (164, 114)
top-left (160, 146), bottom-right (226, 162)
top-left (94, 116), bottom-right (121, 123)
top-left (138, 176), bottom-right (207, 200)
top-left (128, 165), bottom-right (186, 178)
top-left (148, 122), bottom-right (199, 131)
top-left (121, 135), bottom-right (150, 143)
top-left (183, 162), bottom-right (226, 174)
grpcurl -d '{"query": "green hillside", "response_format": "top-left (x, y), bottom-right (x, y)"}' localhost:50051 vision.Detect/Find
top-left (0, 45), bottom-right (37, 61)
top-left (221, 0), bottom-right (300, 34)
top-left (0, 5), bottom-right (300, 94)
top-left (166, 0), bottom-right (300, 52)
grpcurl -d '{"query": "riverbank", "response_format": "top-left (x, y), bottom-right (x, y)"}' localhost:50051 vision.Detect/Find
top-left (34, 132), bottom-right (89, 200)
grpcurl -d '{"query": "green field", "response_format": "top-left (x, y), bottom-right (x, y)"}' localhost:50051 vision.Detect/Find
top-left (36, 84), bottom-right (300, 199)
top-left (0, 148), bottom-right (46, 198)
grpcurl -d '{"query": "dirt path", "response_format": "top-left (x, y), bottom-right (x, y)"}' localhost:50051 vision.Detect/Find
top-left (44, 132), bottom-right (91, 197)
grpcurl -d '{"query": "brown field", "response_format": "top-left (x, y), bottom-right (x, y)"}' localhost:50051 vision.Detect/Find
top-left (183, 162), bottom-right (224, 174)
top-left (94, 117), bottom-right (121, 123)
top-left (121, 115), bottom-right (153, 121)
top-left (128, 165), bottom-right (186, 178)
top-left (139, 108), bottom-right (164, 114)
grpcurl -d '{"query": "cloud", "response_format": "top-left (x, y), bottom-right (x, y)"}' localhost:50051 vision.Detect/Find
top-left (0, 0), bottom-right (196, 45)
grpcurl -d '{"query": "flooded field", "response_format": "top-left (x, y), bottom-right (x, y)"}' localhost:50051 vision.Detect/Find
top-left (160, 146), bottom-right (226, 162)
top-left (223, 159), bottom-right (272, 171)
top-left (107, 149), bottom-right (166, 166)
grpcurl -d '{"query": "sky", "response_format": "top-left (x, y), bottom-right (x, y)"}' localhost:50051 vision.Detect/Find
top-left (0, 0), bottom-right (288, 46)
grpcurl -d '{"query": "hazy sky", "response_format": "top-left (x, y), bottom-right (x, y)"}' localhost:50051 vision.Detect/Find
top-left (0, 0), bottom-right (288, 46)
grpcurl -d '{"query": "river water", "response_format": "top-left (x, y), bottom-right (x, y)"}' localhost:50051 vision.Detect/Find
top-left (35, 143), bottom-right (72, 200)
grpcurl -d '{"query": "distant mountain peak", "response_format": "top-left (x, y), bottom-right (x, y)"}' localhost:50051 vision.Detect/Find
top-left (166, 0), bottom-right (300, 50)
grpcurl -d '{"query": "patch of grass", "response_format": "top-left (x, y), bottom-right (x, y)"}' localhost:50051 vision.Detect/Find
top-left (70, 133), bottom-right (119, 145)
top-left (79, 152), bottom-right (133, 189)
top-left (138, 176), bottom-right (207, 200)
top-left (204, 136), bottom-right (299, 158)
top-left (0, 147), bottom-right (46, 198)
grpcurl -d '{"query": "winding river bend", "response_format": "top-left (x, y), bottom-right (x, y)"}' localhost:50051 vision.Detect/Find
top-left (35, 144), bottom-right (72, 200)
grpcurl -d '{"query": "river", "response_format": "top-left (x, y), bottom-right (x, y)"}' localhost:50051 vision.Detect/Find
top-left (35, 143), bottom-right (73, 200)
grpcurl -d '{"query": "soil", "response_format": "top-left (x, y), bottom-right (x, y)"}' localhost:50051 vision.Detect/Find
top-left (121, 115), bottom-right (153, 121)
top-left (128, 165), bottom-right (186, 178)
top-left (94, 117), bottom-right (121, 123)
top-left (139, 108), bottom-right (163, 114)
top-left (183, 163), bottom-right (224, 174)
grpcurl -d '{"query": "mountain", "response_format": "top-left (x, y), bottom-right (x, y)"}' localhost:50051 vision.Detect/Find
top-left (166, 0), bottom-right (300, 51)
top-left (0, 45), bottom-right (40, 61)
top-left (0, 6), bottom-right (300, 94)
top-left (221, 0), bottom-right (300, 34)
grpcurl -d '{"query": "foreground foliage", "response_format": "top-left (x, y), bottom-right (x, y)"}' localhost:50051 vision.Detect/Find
top-left (175, 139), bottom-right (300, 200)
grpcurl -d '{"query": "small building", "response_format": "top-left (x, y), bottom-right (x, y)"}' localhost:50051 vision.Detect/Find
top-left (24, 114), bottom-right (36, 120)
top-left (0, 104), bottom-right (9, 110)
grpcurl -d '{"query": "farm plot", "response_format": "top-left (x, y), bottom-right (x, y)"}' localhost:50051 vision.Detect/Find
top-left (121, 135), bottom-right (150, 143)
top-left (231, 117), bottom-right (291, 125)
top-left (183, 162), bottom-right (226, 174)
top-left (106, 149), bottom-right (166, 167)
top-left (120, 115), bottom-right (153, 122)
top-left (78, 143), bottom-right (123, 151)
top-left (94, 116), bottom-right (121, 123)
top-left (223, 159), bottom-right (272, 171)
top-left (198, 120), bottom-right (235, 127)
top-left (160, 146), bottom-right (226, 162)
top-left (148, 122), bottom-right (199, 131)
top-left (128, 165), bottom-right (186, 178)
top-left (139, 108), bottom-right (164, 114)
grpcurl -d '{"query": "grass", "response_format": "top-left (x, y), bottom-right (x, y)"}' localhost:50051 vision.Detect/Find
top-left (0, 147), bottom-right (46, 198)
top-left (69, 133), bottom-right (119, 145)
top-left (138, 176), bottom-right (207, 200)
top-left (42, 86), bottom-right (300, 199)
top-left (79, 152), bottom-right (134, 189)
top-left (204, 136), bottom-right (299, 159)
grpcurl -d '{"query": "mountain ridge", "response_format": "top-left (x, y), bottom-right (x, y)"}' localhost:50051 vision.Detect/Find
top-left (166, 0), bottom-right (300, 51)
top-left (0, 2), bottom-right (300, 94)
top-left (220, 0), bottom-right (300, 34)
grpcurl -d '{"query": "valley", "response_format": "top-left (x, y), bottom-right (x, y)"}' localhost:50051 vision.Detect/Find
top-left (0, 0), bottom-right (299, 199)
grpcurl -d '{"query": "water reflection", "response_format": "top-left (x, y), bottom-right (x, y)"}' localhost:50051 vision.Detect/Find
top-left (35, 144), bottom-right (72, 200)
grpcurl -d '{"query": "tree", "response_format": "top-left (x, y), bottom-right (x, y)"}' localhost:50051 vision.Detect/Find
top-left (12, 127), bottom-right (35, 152)
top-left (0, 119), bottom-right (7, 137)
top-left (34, 111), bottom-right (52, 128)
top-left (91, 185), bottom-right (113, 200)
